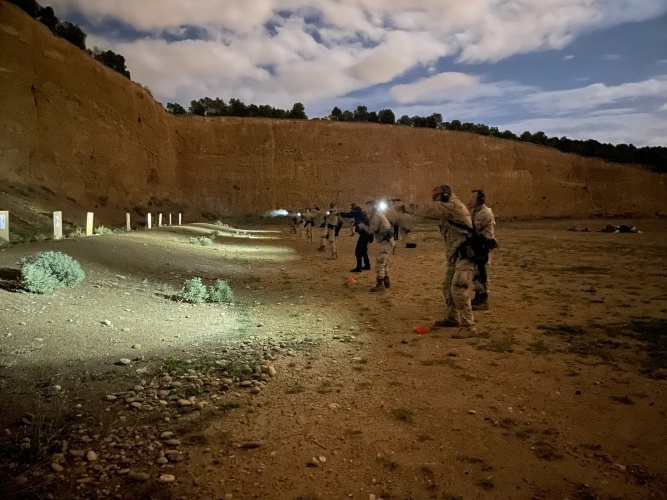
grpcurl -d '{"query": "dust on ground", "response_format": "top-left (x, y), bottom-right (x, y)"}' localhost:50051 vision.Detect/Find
top-left (0, 218), bottom-right (666, 500)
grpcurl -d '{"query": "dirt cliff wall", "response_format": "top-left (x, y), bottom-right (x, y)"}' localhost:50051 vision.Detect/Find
top-left (1, 1), bottom-right (665, 225)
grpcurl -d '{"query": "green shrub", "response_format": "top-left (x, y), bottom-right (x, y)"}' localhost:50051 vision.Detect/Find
top-left (20, 251), bottom-right (85, 294)
top-left (208, 280), bottom-right (234, 303)
top-left (178, 277), bottom-right (207, 303)
top-left (94, 225), bottom-right (114, 235)
top-left (67, 227), bottom-right (86, 239)
top-left (189, 236), bottom-right (213, 246)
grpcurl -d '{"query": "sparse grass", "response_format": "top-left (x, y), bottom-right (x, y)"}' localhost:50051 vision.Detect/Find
top-left (528, 340), bottom-right (551, 354)
top-left (477, 335), bottom-right (516, 353)
top-left (316, 381), bottom-right (333, 394)
top-left (477, 478), bottom-right (495, 490)
top-left (377, 455), bottom-right (399, 470)
top-left (286, 384), bottom-right (305, 394)
top-left (67, 227), bottom-right (86, 238)
top-left (537, 324), bottom-right (587, 336)
top-left (391, 408), bottom-right (413, 423)
top-left (32, 232), bottom-right (51, 242)
top-left (420, 358), bottom-right (460, 368)
top-left (189, 236), bottom-right (213, 246)
top-left (610, 395), bottom-right (635, 405)
top-left (163, 358), bottom-right (189, 374)
top-left (94, 225), bottom-right (114, 235)
top-left (20, 251), bottom-right (85, 294)
top-left (217, 401), bottom-right (241, 413)
top-left (533, 441), bottom-right (562, 461)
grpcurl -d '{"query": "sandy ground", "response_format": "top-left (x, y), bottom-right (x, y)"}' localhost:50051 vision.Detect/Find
top-left (0, 218), bottom-right (666, 500)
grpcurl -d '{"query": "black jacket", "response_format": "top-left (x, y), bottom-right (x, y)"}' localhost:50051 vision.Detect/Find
top-left (340, 207), bottom-right (370, 233)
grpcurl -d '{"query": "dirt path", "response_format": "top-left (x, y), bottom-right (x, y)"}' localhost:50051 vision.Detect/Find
top-left (1, 219), bottom-right (666, 499)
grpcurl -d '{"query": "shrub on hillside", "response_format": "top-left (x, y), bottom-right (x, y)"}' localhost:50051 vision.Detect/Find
top-left (189, 236), bottom-right (213, 246)
top-left (208, 280), bottom-right (234, 303)
top-left (178, 277), bottom-right (208, 304)
top-left (94, 225), bottom-right (114, 235)
top-left (20, 251), bottom-right (85, 294)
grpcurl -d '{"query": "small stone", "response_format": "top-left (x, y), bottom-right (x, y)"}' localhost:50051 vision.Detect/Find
top-left (131, 343), bottom-right (141, 349)
top-left (157, 457), bottom-right (168, 465)
top-left (164, 439), bottom-right (181, 446)
top-left (468, 410), bottom-right (477, 415)
top-left (130, 402), bottom-right (142, 409)
top-left (69, 449), bottom-right (85, 458)
top-left (86, 450), bottom-right (98, 462)
top-left (102, 320), bottom-right (112, 326)
top-left (128, 471), bottom-right (150, 481)
top-left (239, 381), bottom-right (252, 388)
top-left (159, 474), bottom-right (176, 483)
top-left (133, 385), bottom-right (144, 392)
top-left (51, 463), bottom-right (64, 473)
top-left (307, 457), bottom-right (320, 467)
top-left (117, 359), bottom-right (131, 366)
top-left (194, 402), bottom-right (205, 410)
top-left (612, 463), bottom-right (627, 472)
top-left (318, 455), bottom-right (327, 463)
top-left (266, 366), bottom-right (276, 377)
top-left (160, 432), bottom-right (174, 439)
top-left (177, 399), bottom-right (192, 407)
top-left (250, 387), bottom-right (261, 394)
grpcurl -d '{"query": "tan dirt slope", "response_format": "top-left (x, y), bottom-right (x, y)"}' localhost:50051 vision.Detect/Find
top-left (1, 0), bottom-right (666, 231)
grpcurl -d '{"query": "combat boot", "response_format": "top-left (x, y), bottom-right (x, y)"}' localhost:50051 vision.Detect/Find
top-left (451, 326), bottom-right (478, 339)
top-left (350, 267), bottom-right (363, 273)
top-left (383, 276), bottom-right (390, 288)
top-left (317, 244), bottom-right (326, 252)
top-left (362, 264), bottom-right (371, 270)
top-left (433, 318), bottom-right (459, 328)
top-left (370, 278), bottom-right (385, 292)
top-left (472, 293), bottom-right (489, 311)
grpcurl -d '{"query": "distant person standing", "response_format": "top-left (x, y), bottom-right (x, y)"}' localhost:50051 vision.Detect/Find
top-left (468, 190), bottom-right (496, 310)
top-left (359, 200), bottom-right (394, 292)
top-left (340, 203), bottom-right (371, 272)
top-left (324, 202), bottom-right (341, 259)
top-left (303, 207), bottom-right (316, 242)
top-left (395, 185), bottom-right (477, 338)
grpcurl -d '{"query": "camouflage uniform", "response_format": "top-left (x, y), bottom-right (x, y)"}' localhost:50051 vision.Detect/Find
top-left (325, 205), bottom-right (340, 259)
top-left (360, 206), bottom-right (393, 291)
top-left (471, 203), bottom-right (495, 300)
top-left (401, 192), bottom-right (476, 333)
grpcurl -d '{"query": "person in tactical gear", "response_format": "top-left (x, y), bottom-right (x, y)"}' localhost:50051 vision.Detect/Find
top-left (395, 185), bottom-right (477, 338)
top-left (324, 202), bottom-right (341, 259)
top-left (359, 200), bottom-right (394, 292)
top-left (340, 203), bottom-right (371, 272)
top-left (468, 189), bottom-right (496, 310)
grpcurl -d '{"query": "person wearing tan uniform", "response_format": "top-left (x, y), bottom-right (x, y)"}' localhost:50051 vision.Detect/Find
top-left (395, 185), bottom-right (477, 338)
top-left (468, 190), bottom-right (496, 310)
top-left (324, 202), bottom-right (341, 259)
top-left (359, 200), bottom-right (394, 292)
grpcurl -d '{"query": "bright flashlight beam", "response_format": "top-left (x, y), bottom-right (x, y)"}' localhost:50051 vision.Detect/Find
top-left (378, 201), bottom-right (388, 211)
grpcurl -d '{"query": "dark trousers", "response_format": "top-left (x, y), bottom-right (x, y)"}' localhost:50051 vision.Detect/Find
top-left (355, 232), bottom-right (370, 269)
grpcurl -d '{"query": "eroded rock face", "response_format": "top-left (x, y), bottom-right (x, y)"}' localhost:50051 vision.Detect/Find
top-left (1, 1), bottom-right (665, 224)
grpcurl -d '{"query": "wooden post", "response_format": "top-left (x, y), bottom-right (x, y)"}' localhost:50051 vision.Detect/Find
top-left (168, 213), bottom-right (172, 226)
top-left (0, 211), bottom-right (8, 243)
top-left (126, 213), bottom-right (131, 231)
top-left (158, 213), bottom-right (163, 227)
top-left (53, 211), bottom-right (62, 240)
top-left (178, 213), bottom-right (182, 225)
top-left (147, 213), bottom-right (152, 230)
top-left (86, 212), bottom-right (94, 236)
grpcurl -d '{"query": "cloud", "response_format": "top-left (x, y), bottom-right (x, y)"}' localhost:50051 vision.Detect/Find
top-left (390, 72), bottom-right (480, 104)
top-left (523, 76), bottom-right (667, 114)
top-left (659, 102), bottom-right (667, 111)
top-left (602, 54), bottom-right (621, 60)
top-left (48, 0), bottom-right (667, 146)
